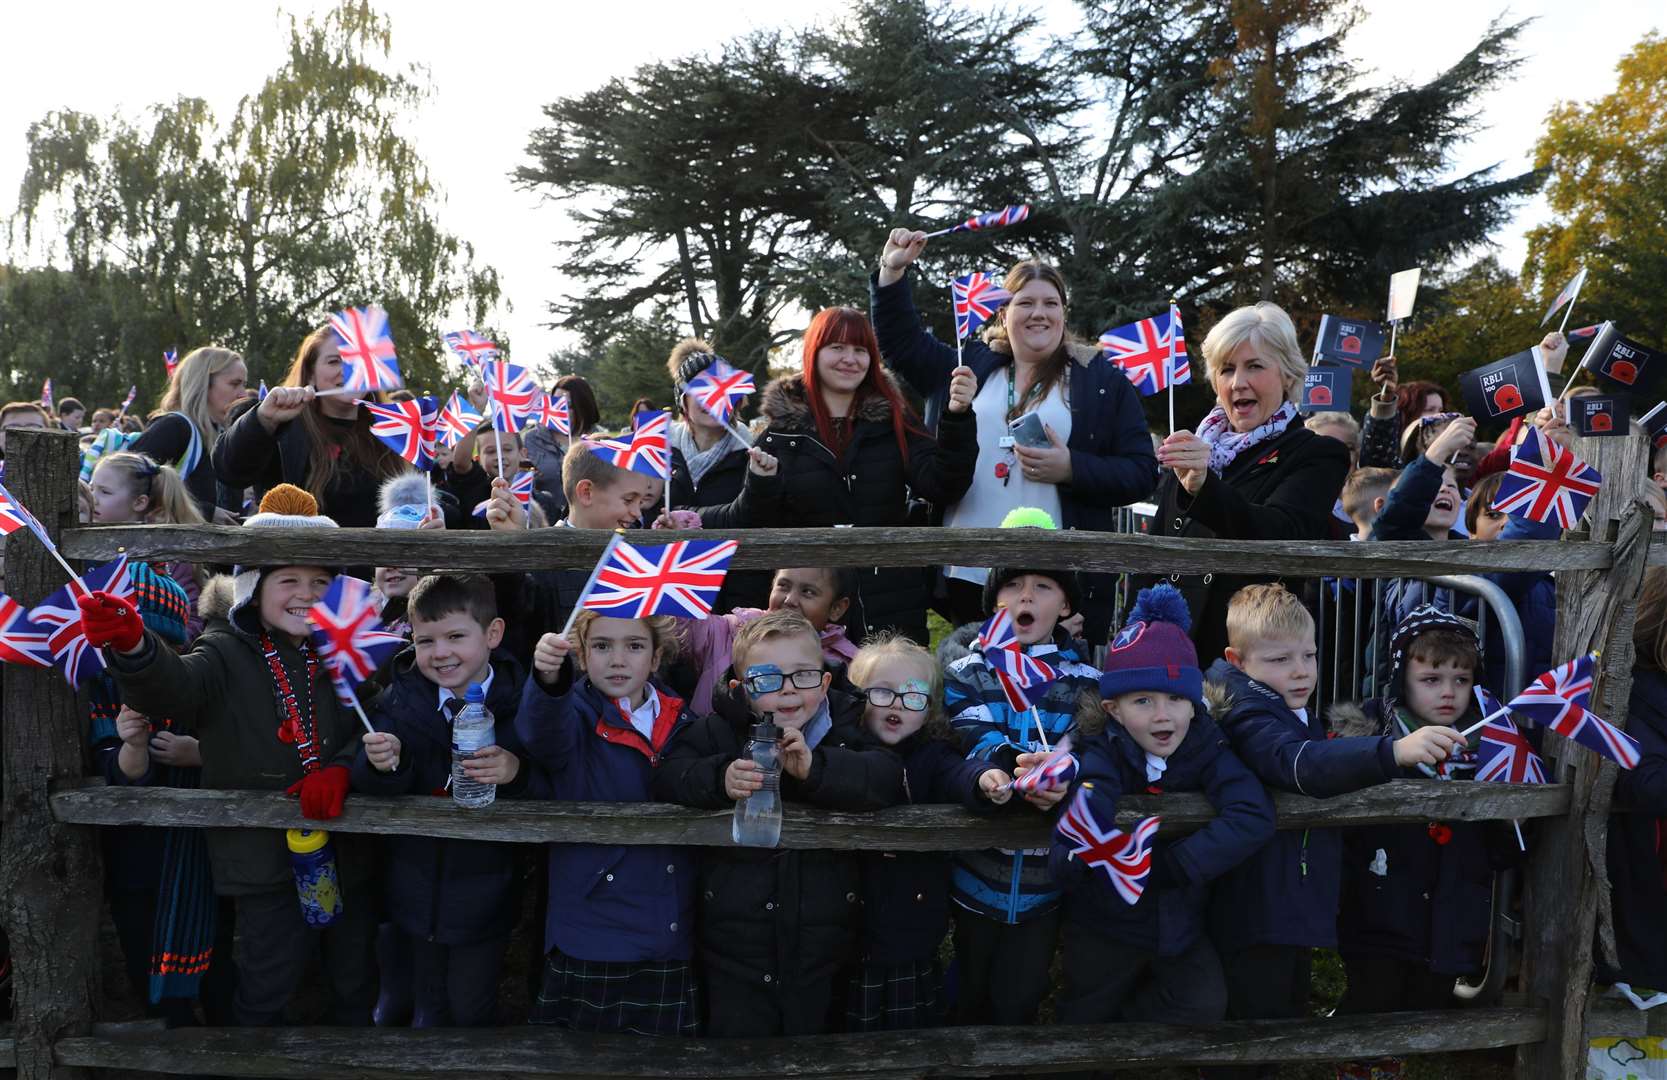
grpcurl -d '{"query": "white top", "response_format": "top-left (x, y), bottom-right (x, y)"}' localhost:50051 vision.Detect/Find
top-left (945, 366), bottom-right (1073, 583)
top-left (621, 692), bottom-right (660, 742)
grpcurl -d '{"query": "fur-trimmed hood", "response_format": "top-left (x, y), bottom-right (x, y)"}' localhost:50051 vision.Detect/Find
top-left (199, 574), bottom-right (235, 624)
top-left (760, 370), bottom-right (911, 430)
top-left (1328, 701), bottom-right (1383, 738)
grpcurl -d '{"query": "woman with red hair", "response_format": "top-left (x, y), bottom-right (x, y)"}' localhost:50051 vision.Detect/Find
top-left (744, 306), bottom-right (977, 644)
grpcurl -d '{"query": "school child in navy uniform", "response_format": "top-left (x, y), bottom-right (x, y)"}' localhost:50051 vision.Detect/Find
top-left (1201, 585), bottom-right (1464, 1080)
top-left (844, 635), bottom-right (1012, 1030)
top-left (1050, 585), bottom-right (1274, 1024)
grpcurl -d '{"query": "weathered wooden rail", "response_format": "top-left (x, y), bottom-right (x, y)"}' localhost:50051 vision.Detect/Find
top-left (3, 427), bottom-right (1659, 1079)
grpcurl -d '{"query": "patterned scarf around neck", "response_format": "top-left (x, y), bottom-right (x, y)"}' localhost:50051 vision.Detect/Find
top-left (670, 421), bottom-right (742, 488)
top-left (1195, 399), bottom-right (1299, 475)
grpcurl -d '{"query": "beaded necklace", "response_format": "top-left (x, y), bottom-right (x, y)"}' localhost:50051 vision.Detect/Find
top-left (260, 631), bottom-right (321, 776)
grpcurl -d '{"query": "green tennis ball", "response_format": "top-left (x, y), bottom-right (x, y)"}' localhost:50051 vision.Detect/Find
top-left (999, 507), bottom-right (1058, 530)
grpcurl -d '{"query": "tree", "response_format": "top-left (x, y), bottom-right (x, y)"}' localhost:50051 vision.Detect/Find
top-left (1524, 34), bottom-right (1667, 350)
top-left (548, 306), bottom-right (685, 429)
top-left (6, 1), bottom-right (500, 407)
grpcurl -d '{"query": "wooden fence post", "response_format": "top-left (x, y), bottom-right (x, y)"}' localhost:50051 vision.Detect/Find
top-left (0, 429), bottom-right (101, 1079)
top-left (1517, 430), bottom-right (1655, 1080)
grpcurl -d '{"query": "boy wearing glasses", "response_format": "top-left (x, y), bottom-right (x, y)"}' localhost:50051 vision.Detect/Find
top-left (653, 610), bottom-right (905, 1037)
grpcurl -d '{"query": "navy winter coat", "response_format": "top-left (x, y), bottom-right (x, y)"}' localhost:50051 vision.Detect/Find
top-left (1051, 713), bottom-right (1275, 956)
top-left (650, 684), bottom-right (905, 1013)
top-left (1604, 668), bottom-right (1667, 990)
top-left (1335, 698), bottom-right (1523, 975)
top-left (515, 667), bottom-right (696, 963)
top-left (350, 649), bottom-right (545, 945)
top-left (1204, 659), bottom-right (1398, 953)
top-left (861, 734), bottom-right (999, 963)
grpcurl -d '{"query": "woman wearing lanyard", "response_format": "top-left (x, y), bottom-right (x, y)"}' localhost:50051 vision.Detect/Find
top-left (869, 228), bottom-right (1158, 643)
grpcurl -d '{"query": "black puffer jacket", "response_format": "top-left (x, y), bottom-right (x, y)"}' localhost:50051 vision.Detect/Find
top-left (213, 397), bottom-right (405, 528)
top-left (650, 683), bottom-right (905, 1034)
top-left (1148, 422), bottom-right (1349, 663)
top-left (745, 375), bottom-right (976, 644)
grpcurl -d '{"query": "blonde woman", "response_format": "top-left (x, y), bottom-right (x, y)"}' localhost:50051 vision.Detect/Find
top-left (1149, 301), bottom-right (1350, 661)
top-left (134, 346), bottom-right (248, 522)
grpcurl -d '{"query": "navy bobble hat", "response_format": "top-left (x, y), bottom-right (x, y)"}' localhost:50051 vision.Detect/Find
top-left (1098, 584), bottom-right (1202, 702)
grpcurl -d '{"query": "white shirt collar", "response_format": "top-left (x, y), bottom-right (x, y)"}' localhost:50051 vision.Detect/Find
top-left (438, 667), bottom-right (495, 712)
top-left (619, 692), bottom-right (659, 741)
top-left (1145, 752), bottom-right (1169, 783)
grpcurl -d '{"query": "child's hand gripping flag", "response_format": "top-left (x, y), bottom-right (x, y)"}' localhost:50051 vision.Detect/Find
top-left (29, 554), bottom-right (133, 688)
top-left (975, 606), bottom-right (1058, 714)
top-left (472, 470), bottom-right (535, 517)
top-left (1011, 736), bottom-right (1076, 794)
top-left (1055, 783), bottom-right (1161, 906)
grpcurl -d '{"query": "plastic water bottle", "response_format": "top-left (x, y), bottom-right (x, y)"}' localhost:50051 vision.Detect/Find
top-left (286, 829), bottom-right (341, 927)
top-left (450, 683), bottom-right (496, 809)
top-left (731, 714), bottom-right (783, 847)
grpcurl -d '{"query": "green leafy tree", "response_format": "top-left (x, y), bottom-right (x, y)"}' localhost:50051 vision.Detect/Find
top-left (549, 307), bottom-right (685, 430)
top-left (6, 1), bottom-right (500, 407)
top-left (1524, 33), bottom-right (1667, 349)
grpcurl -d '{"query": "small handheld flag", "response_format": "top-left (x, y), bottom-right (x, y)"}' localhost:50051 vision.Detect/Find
top-left (471, 470), bottom-right (535, 517)
top-left (441, 328), bottom-right (500, 370)
top-left (1386, 267), bottom-right (1421, 357)
top-left (529, 391), bottom-right (571, 437)
top-left (1099, 311), bottom-right (1190, 397)
top-left (258, 380), bottom-right (269, 402)
top-left (40, 378), bottom-right (53, 410)
top-left (1502, 653), bottom-right (1639, 769)
top-left (1492, 427), bottom-right (1602, 529)
top-left (437, 391), bottom-right (483, 448)
top-left (587, 411), bottom-right (669, 480)
top-left (1641, 402), bottom-right (1667, 450)
top-left (1578, 323), bottom-right (1665, 395)
top-left (975, 607), bottom-right (1059, 715)
top-left (163, 349), bottom-right (179, 378)
top-left (329, 305), bottom-right (403, 394)
top-left (1473, 688), bottom-right (1549, 785)
top-left (1011, 738), bottom-right (1077, 794)
top-left (1312, 315), bottom-right (1385, 369)
top-left (682, 355), bottom-right (755, 429)
top-left (1055, 785), bottom-right (1160, 906)
top-left (1540, 267), bottom-right (1587, 330)
top-left (363, 397), bottom-right (440, 469)
top-left (0, 594), bottom-right (53, 668)
top-left (308, 575), bottom-right (404, 735)
top-left (1569, 394), bottom-right (1630, 438)
top-left (480, 360), bottom-right (539, 434)
top-left (29, 555), bottom-right (133, 688)
top-left (1457, 349), bottom-right (1553, 423)
top-left (117, 385), bottom-right (138, 418)
top-left (951, 272), bottom-right (1012, 341)
top-left (925, 204), bottom-right (1031, 239)
top-left (1301, 367), bottom-right (1353, 411)
top-left (573, 536), bottom-right (738, 623)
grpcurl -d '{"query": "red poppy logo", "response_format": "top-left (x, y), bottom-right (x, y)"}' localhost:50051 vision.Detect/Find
top-left (1589, 411), bottom-right (1613, 432)
top-left (1340, 334), bottom-right (1362, 355)
top-left (1308, 385), bottom-right (1333, 406)
top-left (1491, 383), bottom-right (1522, 413)
top-left (1608, 359), bottom-right (1639, 385)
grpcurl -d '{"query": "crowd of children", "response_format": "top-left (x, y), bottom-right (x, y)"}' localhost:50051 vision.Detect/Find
top-left (19, 316), bottom-right (1664, 1080)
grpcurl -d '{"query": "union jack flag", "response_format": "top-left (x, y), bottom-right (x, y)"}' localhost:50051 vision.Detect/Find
top-left (120, 385), bottom-right (137, 413)
top-left (940, 204), bottom-right (1031, 236)
top-left (29, 555), bottom-right (132, 688)
top-left (578, 537), bottom-right (738, 620)
top-left (1506, 653), bottom-right (1639, 769)
top-left (308, 575), bottom-right (405, 690)
top-left (163, 349), bottom-right (179, 378)
top-left (1492, 427), bottom-right (1602, 529)
top-left (363, 396), bottom-right (439, 469)
top-left (40, 378), bottom-right (53, 410)
top-left (529, 391), bottom-right (571, 436)
top-left (975, 607), bottom-right (1058, 712)
top-left (258, 380), bottom-right (269, 402)
top-left (330, 304), bottom-right (404, 393)
top-left (0, 482), bottom-right (55, 548)
top-left (1566, 324), bottom-right (1601, 342)
top-left (587, 410), bottom-right (669, 480)
top-left (437, 391), bottom-right (483, 448)
top-left (1100, 310), bottom-right (1191, 396)
top-left (1011, 738), bottom-right (1077, 794)
top-left (441, 328), bottom-right (500, 370)
top-left (480, 360), bottom-right (539, 434)
top-left (0, 594), bottom-right (53, 668)
top-left (472, 470), bottom-right (535, 517)
top-left (683, 356), bottom-right (755, 426)
top-left (1473, 688), bottom-right (1548, 784)
top-left (1055, 784), bottom-right (1160, 906)
top-left (952, 272), bottom-right (1013, 341)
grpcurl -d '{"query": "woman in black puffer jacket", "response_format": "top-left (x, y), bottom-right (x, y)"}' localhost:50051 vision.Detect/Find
top-left (745, 306), bottom-right (976, 645)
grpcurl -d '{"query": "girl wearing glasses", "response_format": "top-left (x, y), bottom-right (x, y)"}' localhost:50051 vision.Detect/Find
top-left (845, 636), bottom-right (1011, 1031)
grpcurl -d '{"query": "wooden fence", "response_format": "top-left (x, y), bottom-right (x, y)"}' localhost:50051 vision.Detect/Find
top-left (0, 426), bottom-right (1659, 1078)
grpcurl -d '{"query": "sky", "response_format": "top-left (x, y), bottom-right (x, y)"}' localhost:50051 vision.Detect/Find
top-left (1, 1), bottom-right (1660, 368)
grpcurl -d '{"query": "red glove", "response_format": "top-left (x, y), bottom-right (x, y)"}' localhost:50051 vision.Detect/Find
top-left (77, 590), bottom-right (145, 653)
top-left (286, 765), bottom-right (351, 821)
